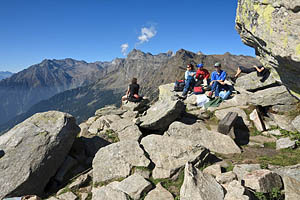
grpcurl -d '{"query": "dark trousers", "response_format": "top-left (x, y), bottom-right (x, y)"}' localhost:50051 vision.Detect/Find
top-left (211, 81), bottom-right (228, 97)
top-left (182, 78), bottom-right (195, 96)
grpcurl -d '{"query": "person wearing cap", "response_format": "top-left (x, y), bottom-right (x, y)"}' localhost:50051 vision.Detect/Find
top-left (195, 63), bottom-right (210, 86)
top-left (181, 64), bottom-right (196, 97)
top-left (208, 62), bottom-right (227, 98)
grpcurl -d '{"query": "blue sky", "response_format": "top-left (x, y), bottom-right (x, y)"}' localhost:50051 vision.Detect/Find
top-left (0, 0), bottom-right (255, 72)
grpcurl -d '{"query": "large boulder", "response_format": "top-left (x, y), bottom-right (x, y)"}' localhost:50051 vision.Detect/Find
top-left (235, 72), bottom-right (277, 91)
top-left (235, 0), bottom-right (300, 98)
top-left (270, 113), bottom-right (297, 132)
top-left (243, 169), bottom-right (282, 193)
top-left (233, 164), bottom-right (261, 180)
top-left (121, 98), bottom-right (150, 113)
top-left (158, 83), bottom-right (179, 101)
top-left (165, 121), bottom-right (241, 154)
top-left (92, 141), bottom-right (150, 183)
top-left (180, 163), bottom-right (224, 200)
top-left (95, 105), bottom-right (126, 117)
top-left (88, 114), bottom-right (121, 134)
top-left (141, 135), bottom-right (210, 179)
top-left (249, 85), bottom-right (297, 112)
top-left (140, 100), bottom-right (185, 131)
top-left (0, 111), bottom-right (80, 199)
top-left (214, 107), bottom-right (250, 126)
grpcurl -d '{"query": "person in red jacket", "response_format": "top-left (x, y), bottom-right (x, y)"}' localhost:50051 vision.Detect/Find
top-left (195, 63), bottom-right (210, 86)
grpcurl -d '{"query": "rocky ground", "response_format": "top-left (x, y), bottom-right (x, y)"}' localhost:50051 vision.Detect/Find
top-left (0, 71), bottom-right (299, 200)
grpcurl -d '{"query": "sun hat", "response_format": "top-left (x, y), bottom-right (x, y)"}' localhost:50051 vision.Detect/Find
top-left (214, 62), bottom-right (221, 67)
top-left (197, 63), bottom-right (204, 68)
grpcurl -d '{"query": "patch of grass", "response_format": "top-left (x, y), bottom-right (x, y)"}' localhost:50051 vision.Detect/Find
top-left (148, 169), bottom-right (184, 199)
top-left (224, 162), bottom-right (234, 172)
top-left (249, 127), bottom-right (262, 136)
top-left (264, 142), bottom-right (276, 149)
top-left (93, 177), bottom-right (125, 188)
top-left (254, 187), bottom-right (284, 200)
top-left (99, 129), bottom-right (119, 143)
top-left (258, 148), bottom-right (300, 166)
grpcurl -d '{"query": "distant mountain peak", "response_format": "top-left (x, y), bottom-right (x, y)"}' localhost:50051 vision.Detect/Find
top-left (127, 49), bottom-right (146, 59)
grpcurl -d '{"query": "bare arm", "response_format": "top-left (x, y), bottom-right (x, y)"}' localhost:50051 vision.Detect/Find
top-left (125, 86), bottom-right (130, 96)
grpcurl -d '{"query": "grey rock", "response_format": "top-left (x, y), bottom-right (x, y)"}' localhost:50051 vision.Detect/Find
top-left (57, 191), bottom-right (78, 200)
top-left (249, 86), bottom-right (297, 112)
top-left (180, 162), bottom-right (224, 200)
top-left (46, 197), bottom-right (59, 200)
top-left (79, 123), bottom-right (89, 137)
top-left (165, 121), bottom-right (241, 154)
top-left (117, 125), bottom-right (143, 142)
top-left (283, 176), bottom-right (300, 200)
top-left (224, 180), bottom-right (250, 200)
top-left (80, 136), bottom-right (110, 158)
top-left (95, 105), bottom-right (126, 117)
top-left (88, 115), bottom-right (121, 134)
top-left (268, 129), bottom-right (282, 136)
top-left (270, 113), bottom-right (297, 132)
top-left (111, 174), bottom-right (152, 200)
top-left (80, 193), bottom-right (89, 200)
top-left (92, 141), bottom-right (150, 183)
top-left (55, 156), bottom-right (78, 183)
top-left (121, 98), bottom-right (150, 113)
top-left (250, 109), bottom-right (265, 131)
top-left (216, 171), bottom-right (237, 184)
top-left (203, 164), bottom-right (222, 178)
top-left (92, 184), bottom-right (129, 200)
top-left (121, 110), bottom-right (139, 119)
top-left (273, 164), bottom-right (300, 182)
top-left (141, 135), bottom-right (210, 179)
top-left (69, 172), bottom-right (92, 190)
top-left (276, 137), bottom-right (296, 150)
top-left (0, 111), bottom-right (80, 199)
top-left (158, 83), bottom-right (181, 101)
top-left (235, 72), bottom-right (277, 91)
top-left (134, 168), bottom-right (151, 179)
top-left (144, 183), bottom-right (174, 200)
top-left (292, 115), bottom-right (300, 132)
top-left (243, 169), bottom-right (282, 193)
top-left (140, 100), bottom-right (185, 131)
top-left (233, 164), bottom-right (261, 180)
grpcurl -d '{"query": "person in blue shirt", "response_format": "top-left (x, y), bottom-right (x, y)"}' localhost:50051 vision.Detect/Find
top-left (208, 62), bottom-right (228, 98)
top-left (182, 64), bottom-right (196, 98)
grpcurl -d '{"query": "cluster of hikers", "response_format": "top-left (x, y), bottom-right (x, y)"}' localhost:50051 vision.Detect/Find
top-left (176, 62), bottom-right (269, 101)
top-left (121, 62), bottom-right (269, 106)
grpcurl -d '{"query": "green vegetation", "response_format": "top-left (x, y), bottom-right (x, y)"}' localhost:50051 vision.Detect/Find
top-left (254, 187), bottom-right (284, 200)
top-left (224, 162), bottom-right (234, 172)
top-left (259, 148), bottom-right (300, 166)
top-left (148, 169), bottom-right (184, 199)
top-left (93, 177), bottom-right (125, 188)
top-left (263, 142), bottom-right (276, 149)
top-left (249, 127), bottom-right (262, 136)
top-left (99, 129), bottom-right (119, 143)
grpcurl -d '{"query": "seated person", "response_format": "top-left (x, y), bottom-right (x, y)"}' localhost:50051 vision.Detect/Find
top-left (122, 78), bottom-right (143, 102)
top-left (195, 63), bottom-right (210, 86)
top-left (208, 62), bottom-right (228, 98)
top-left (230, 65), bottom-right (270, 83)
top-left (182, 64), bottom-right (196, 97)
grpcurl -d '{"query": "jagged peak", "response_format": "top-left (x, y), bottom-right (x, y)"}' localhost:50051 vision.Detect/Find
top-left (127, 49), bottom-right (146, 59)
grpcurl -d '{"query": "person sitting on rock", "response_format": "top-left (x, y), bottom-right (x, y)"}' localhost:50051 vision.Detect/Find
top-left (229, 65), bottom-right (270, 83)
top-left (122, 78), bottom-right (143, 102)
top-left (195, 63), bottom-right (210, 86)
top-left (181, 64), bottom-right (196, 98)
top-left (208, 62), bottom-right (228, 98)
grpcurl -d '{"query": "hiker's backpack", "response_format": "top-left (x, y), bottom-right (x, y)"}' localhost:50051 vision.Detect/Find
top-left (193, 80), bottom-right (205, 94)
top-left (174, 80), bottom-right (185, 91)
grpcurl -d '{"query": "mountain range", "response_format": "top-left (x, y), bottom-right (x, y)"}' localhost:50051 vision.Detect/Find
top-left (0, 71), bottom-right (13, 80)
top-left (0, 49), bottom-right (261, 134)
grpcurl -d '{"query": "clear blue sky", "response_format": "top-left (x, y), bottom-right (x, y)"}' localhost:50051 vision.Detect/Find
top-left (0, 0), bottom-right (254, 72)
